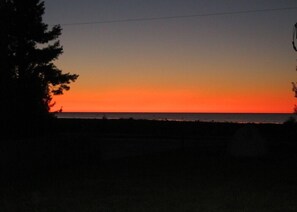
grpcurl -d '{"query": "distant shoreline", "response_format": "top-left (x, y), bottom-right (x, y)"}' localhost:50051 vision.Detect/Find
top-left (54, 112), bottom-right (295, 124)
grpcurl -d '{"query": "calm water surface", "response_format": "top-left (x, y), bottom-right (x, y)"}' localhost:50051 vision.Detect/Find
top-left (55, 112), bottom-right (295, 124)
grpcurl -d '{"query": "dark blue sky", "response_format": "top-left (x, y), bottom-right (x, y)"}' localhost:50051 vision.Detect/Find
top-left (45, 0), bottom-right (296, 24)
top-left (43, 0), bottom-right (297, 112)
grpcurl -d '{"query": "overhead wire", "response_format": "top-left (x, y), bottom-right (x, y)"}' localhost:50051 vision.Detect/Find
top-left (54, 6), bottom-right (297, 27)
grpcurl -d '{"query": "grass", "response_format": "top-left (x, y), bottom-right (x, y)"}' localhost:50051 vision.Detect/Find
top-left (1, 119), bottom-right (297, 211)
top-left (2, 150), bottom-right (297, 212)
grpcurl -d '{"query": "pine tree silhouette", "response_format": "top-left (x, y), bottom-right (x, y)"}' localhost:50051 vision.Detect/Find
top-left (0, 0), bottom-right (78, 136)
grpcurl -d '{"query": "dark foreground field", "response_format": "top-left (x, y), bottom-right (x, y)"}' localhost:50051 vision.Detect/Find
top-left (1, 119), bottom-right (297, 211)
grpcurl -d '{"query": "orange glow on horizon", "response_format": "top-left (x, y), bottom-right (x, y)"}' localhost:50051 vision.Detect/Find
top-left (44, 2), bottom-right (296, 114)
top-left (51, 87), bottom-right (294, 113)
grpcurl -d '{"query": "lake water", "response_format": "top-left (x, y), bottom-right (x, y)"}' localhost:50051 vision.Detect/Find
top-left (55, 112), bottom-right (296, 124)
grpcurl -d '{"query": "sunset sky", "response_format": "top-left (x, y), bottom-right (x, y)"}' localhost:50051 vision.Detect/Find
top-left (44, 0), bottom-right (297, 113)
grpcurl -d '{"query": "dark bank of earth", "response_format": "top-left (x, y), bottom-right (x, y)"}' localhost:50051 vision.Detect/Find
top-left (2, 119), bottom-right (297, 169)
top-left (2, 118), bottom-right (297, 178)
top-left (1, 119), bottom-right (297, 211)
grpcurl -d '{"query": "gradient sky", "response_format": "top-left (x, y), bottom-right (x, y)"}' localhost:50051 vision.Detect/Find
top-left (43, 0), bottom-right (297, 113)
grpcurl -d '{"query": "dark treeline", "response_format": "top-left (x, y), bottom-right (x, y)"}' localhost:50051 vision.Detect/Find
top-left (0, 0), bottom-right (78, 138)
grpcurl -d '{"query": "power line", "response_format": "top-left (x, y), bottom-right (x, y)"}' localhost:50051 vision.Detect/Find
top-left (56, 6), bottom-right (297, 27)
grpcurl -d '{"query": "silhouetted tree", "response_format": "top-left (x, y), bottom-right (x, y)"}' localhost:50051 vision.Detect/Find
top-left (292, 22), bottom-right (297, 113)
top-left (0, 0), bottom-right (78, 136)
top-left (293, 23), bottom-right (297, 52)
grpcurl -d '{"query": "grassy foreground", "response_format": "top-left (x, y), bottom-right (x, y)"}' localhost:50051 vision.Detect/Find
top-left (1, 119), bottom-right (297, 211)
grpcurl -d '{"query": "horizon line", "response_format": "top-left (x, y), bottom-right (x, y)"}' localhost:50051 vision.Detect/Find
top-left (52, 111), bottom-right (294, 114)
